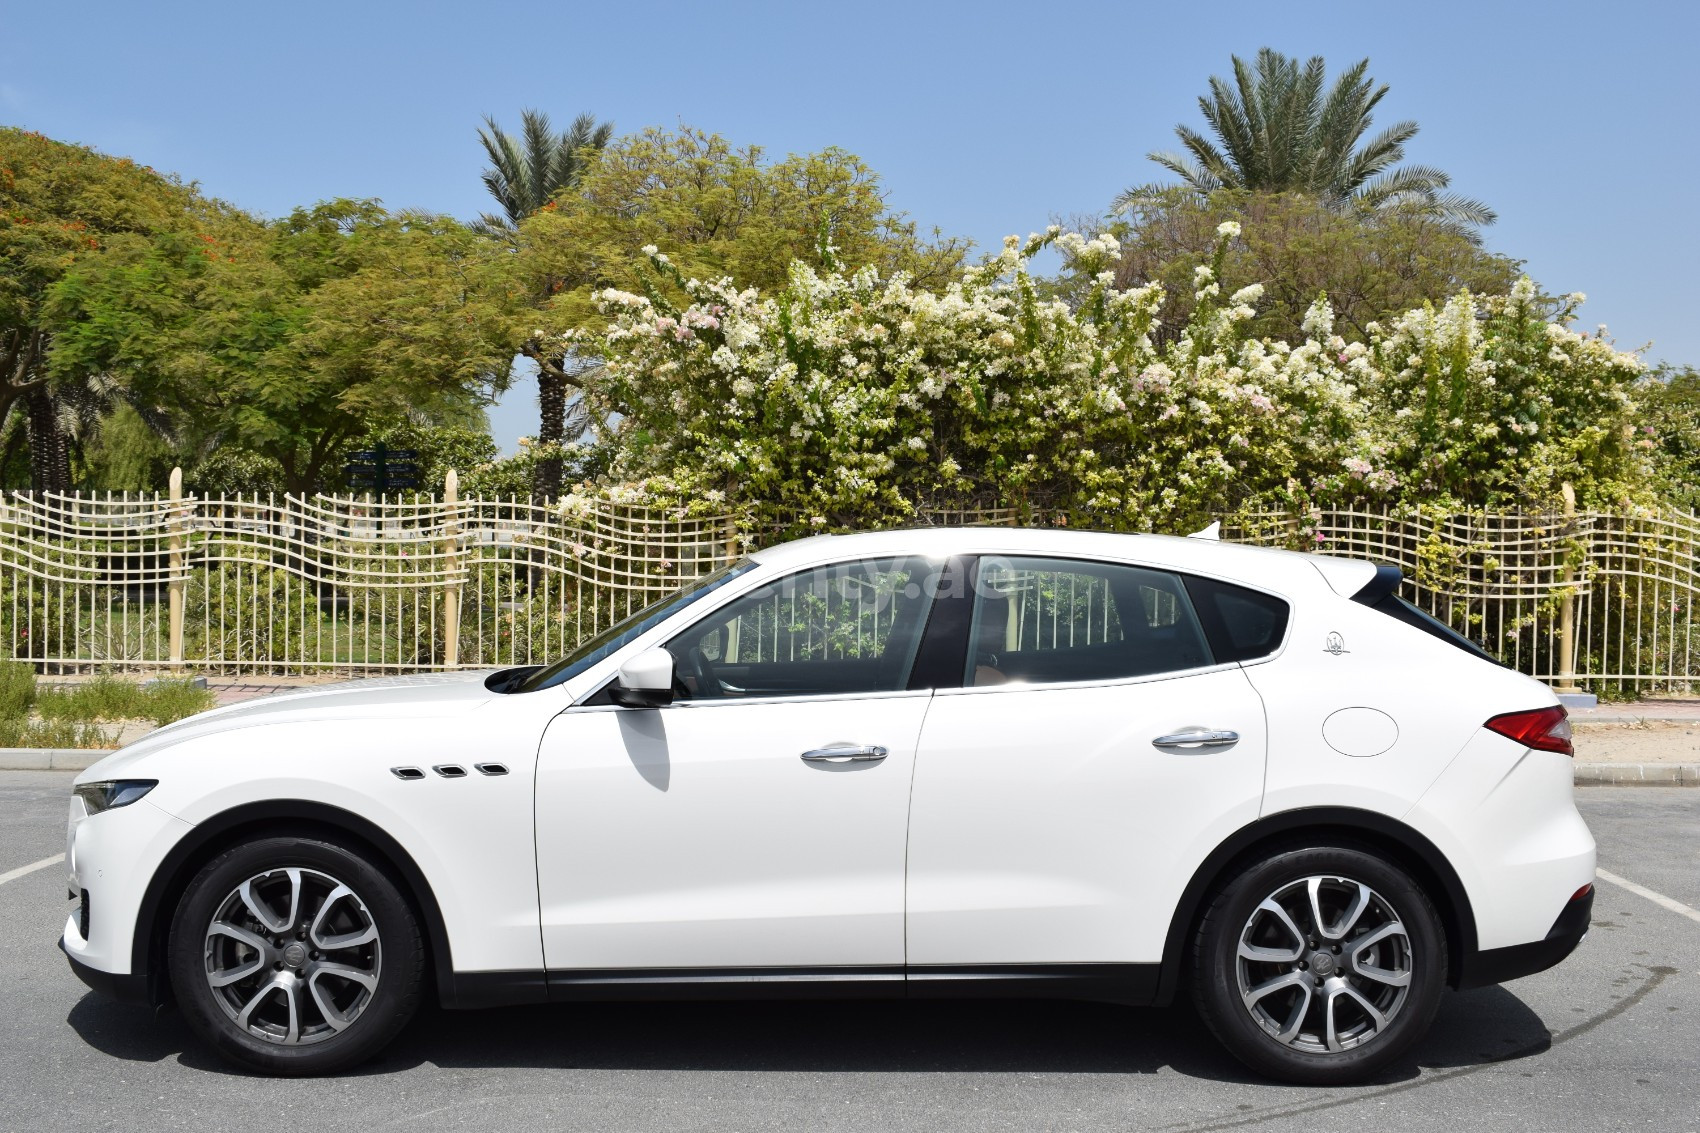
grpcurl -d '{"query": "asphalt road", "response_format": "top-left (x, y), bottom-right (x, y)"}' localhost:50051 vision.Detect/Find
top-left (2, 771), bottom-right (1695, 1132)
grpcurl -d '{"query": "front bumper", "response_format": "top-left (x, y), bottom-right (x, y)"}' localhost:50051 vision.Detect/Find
top-left (1457, 883), bottom-right (1594, 989)
top-left (59, 796), bottom-right (194, 996)
top-left (59, 938), bottom-right (153, 1004)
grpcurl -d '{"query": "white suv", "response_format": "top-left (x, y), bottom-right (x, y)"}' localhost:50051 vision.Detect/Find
top-left (61, 528), bottom-right (1594, 1081)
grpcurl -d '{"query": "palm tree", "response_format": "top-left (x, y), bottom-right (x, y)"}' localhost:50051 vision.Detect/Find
top-left (477, 109), bottom-right (612, 496)
top-left (1118, 49), bottom-right (1494, 228)
top-left (477, 110), bottom-right (613, 236)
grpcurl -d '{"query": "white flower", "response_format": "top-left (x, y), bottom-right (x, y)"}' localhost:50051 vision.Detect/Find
top-left (640, 244), bottom-right (659, 257)
top-left (1216, 220), bottom-right (1242, 238)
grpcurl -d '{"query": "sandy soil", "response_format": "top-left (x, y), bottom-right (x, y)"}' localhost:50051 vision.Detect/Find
top-left (1572, 723), bottom-right (1700, 763)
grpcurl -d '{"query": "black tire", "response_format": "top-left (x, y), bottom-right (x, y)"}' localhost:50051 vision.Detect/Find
top-left (168, 835), bottom-right (424, 1075)
top-left (1191, 844), bottom-right (1446, 1084)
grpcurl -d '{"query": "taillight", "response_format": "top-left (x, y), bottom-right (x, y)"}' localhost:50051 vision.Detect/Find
top-left (1484, 705), bottom-right (1574, 756)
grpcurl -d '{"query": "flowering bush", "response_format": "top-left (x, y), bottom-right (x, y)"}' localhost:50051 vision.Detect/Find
top-left (563, 224), bottom-right (1646, 533)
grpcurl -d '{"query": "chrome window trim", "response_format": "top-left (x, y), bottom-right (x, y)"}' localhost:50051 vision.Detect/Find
top-left (932, 658), bottom-right (1243, 697)
top-left (568, 686), bottom-right (935, 713)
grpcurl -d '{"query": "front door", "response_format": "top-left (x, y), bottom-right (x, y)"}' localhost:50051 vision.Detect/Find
top-left (536, 555), bottom-right (937, 972)
top-left (905, 554), bottom-right (1270, 972)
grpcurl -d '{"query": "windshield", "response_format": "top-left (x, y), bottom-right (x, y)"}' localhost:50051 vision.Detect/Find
top-left (513, 558), bottom-right (758, 693)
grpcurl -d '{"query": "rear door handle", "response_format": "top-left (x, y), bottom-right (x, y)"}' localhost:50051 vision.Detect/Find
top-left (1152, 729), bottom-right (1240, 751)
top-left (801, 744), bottom-right (889, 763)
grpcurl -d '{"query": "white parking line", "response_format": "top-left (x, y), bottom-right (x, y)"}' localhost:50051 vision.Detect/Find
top-left (1597, 867), bottom-right (1700, 926)
top-left (0, 853), bottom-right (64, 886)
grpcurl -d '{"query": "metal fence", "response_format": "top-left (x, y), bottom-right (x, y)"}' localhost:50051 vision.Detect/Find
top-left (1225, 500), bottom-right (1700, 697)
top-left (2, 473), bottom-right (1697, 694)
top-left (0, 471), bottom-right (738, 674)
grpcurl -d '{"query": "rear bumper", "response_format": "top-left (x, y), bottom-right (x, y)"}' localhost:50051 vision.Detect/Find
top-left (1457, 884), bottom-right (1593, 990)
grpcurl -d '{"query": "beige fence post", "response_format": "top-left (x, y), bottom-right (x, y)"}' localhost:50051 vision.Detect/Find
top-left (167, 467), bottom-right (186, 667)
top-left (441, 469), bottom-right (461, 670)
top-left (1556, 481), bottom-right (1580, 694)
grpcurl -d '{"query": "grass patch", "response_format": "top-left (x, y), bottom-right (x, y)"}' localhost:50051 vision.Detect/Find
top-left (35, 675), bottom-right (215, 727)
top-left (0, 717), bottom-right (113, 749)
top-left (1, 668), bottom-right (215, 747)
top-left (0, 661), bottom-right (36, 718)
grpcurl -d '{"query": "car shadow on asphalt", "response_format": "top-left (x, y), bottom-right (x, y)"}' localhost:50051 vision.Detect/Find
top-left (65, 983), bottom-right (1550, 1084)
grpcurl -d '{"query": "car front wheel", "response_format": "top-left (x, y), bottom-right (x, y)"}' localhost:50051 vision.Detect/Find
top-left (1192, 844), bottom-right (1446, 1084)
top-left (168, 835), bottom-right (424, 1075)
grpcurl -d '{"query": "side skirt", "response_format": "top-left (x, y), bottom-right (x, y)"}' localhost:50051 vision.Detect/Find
top-left (442, 964), bottom-right (1160, 1009)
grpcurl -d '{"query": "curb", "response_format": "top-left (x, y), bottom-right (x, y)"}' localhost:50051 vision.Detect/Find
top-left (1573, 762), bottom-right (1700, 786)
top-left (0, 748), bottom-right (113, 771)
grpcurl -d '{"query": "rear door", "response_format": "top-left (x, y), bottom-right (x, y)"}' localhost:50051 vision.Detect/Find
top-left (905, 555), bottom-right (1271, 973)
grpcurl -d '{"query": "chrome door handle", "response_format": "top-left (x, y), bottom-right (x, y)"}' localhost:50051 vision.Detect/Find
top-left (801, 744), bottom-right (889, 763)
top-left (1152, 729), bottom-right (1240, 751)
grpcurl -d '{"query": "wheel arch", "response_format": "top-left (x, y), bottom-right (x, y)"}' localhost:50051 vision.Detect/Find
top-left (131, 800), bottom-right (457, 1009)
top-left (1156, 806), bottom-right (1477, 1005)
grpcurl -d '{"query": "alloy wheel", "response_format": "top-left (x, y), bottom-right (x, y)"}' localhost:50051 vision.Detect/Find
top-left (201, 867), bottom-right (382, 1046)
top-left (1234, 874), bottom-right (1413, 1054)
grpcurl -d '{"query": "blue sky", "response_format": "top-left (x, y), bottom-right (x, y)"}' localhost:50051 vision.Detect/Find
top-left (4, 0), bottom-right (1695, 452)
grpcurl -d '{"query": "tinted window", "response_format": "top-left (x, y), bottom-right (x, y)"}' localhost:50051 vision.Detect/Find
top-left (666, 556), bottom-right (934, 699)
top-left (965, 557), bottom-right (1213, 686)
top-left (1182, 575), bottom-right (1291, 663)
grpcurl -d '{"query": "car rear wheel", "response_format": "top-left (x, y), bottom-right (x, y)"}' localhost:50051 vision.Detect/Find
top-left (168, 836), bottom-right (424, 1075)
top-left (1191, 845), bottom-right (1446, 1084)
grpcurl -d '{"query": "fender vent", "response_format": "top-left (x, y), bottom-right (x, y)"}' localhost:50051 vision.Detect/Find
top-left (433, 764), bottom-right (468, 778)
top-left (475, 762), bottom-right (509, 776)
top-left (391, 766), bottom-right (426, 781)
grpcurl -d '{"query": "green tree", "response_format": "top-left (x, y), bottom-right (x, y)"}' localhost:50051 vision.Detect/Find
top-left (476, 109), bottom-right (613, 496)
top-left (49, 200), bottom-right (511, 494)
top-left (1067, 189), bottom-right (1521, 342)
top-left (502, 126), bottom-right (968, 490)
top-left (1636, 365), bottom-right (1700, 508)
top-left (0, 128), bottom-right (197, 490)
top-left (1120, 49), bottom-right (1494, 229)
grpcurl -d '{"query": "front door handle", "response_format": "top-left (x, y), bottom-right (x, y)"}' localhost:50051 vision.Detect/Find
top-left (1152, 729), bottom-right (1240, 751)
top-left (801, 744), bottom-right (889, 763)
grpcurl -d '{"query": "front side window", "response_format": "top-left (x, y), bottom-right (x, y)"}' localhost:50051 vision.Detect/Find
top-left (665, 556), bottom-right (935, 700)
top-left (966, 556), bottom-right (1213, 686)
top-left (515, 559), bottom-right (758, 693)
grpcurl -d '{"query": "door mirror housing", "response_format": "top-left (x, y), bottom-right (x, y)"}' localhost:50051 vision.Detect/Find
top-left (611, 647), bottom-right (676, 708)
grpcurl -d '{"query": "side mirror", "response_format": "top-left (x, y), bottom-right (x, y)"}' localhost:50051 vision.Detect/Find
top-left (610, 647), bottom-right (676, 708)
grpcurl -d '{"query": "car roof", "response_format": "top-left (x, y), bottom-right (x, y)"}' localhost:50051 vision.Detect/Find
top-left (746, 527), bottom-right (1376, 597)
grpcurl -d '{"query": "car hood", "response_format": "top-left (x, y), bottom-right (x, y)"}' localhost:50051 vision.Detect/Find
top-left (79, 670), bottom-right (505, 780)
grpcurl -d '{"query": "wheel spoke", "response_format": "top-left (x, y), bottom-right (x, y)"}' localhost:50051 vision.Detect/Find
top-left (239, 878), bottom-right (291, 934)
top-left (1243, 970), bottom-right (1309, 1010)
top-left (1306, 877), bottom-right (1329, 940)
top-left (208, 953), bottom-right (265, 988)
top-left (281, 868), bottom-right (303, 930)
top-left (280, 976), bottom-right (302, 1043)
top-left (1239, 940), bottom-right (1303, 963)
top-left (313, 961), bottom-right (378, 993)
top-left (308, 971), bottom-right (355, 1031)
top-left (309, 884), bottom-right (377, 950)
top-left (234, 976), bottom-right (281, 1031)
top-left (1255, 898), bottom-right (1308, 955)
top-left (1273, 979), bottom-right (1313, 1044)
top-left (208, 919), bottom-right (270, 954)
top-left (1330, 882), bottom-right (1372, 940)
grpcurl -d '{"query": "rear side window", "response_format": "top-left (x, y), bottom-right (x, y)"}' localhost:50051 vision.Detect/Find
top-left (1182, 575), bottom-right (1291, 663)
top-left (966, 556), bottom-right (1214, 686)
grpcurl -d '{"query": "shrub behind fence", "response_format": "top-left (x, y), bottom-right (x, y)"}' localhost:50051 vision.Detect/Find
top-left (2, 475), bottom-right (1695, 694)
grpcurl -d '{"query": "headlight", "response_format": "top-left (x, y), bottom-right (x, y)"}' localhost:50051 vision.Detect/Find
top-left (73, 780), bottom-right (158, 814)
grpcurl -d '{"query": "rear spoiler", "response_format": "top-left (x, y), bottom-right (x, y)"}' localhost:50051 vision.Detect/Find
top-left (1350, 563), bottom-right (1405, 606)
top-left (1350, 563), bottom-right (1502, 665)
